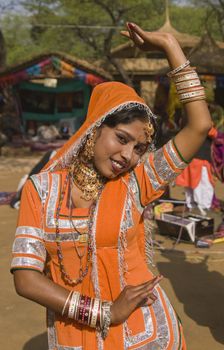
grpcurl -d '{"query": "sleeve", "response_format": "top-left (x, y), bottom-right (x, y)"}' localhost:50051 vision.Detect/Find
top-left (134, 139), bottom-right (188, 207)
top-left (11, 179), bottom-right (47, 273)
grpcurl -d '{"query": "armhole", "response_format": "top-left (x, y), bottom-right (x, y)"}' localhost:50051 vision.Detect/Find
top-left (133, 171), bottom-right (145, 212)
top-left (10, 267), bottom-right (43, 274)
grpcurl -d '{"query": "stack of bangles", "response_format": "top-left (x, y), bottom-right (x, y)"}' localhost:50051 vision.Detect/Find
top-left (62, 291), bottom-right (112, 340)
top-left (167, 59), bottom-right (206, 103)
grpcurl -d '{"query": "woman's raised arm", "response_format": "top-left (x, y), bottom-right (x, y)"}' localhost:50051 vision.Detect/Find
top-left (121, 23), bottom-right (212, 162)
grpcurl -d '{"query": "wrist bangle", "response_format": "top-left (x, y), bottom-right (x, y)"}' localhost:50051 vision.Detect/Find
top-left (68, 291), bottom-right (80, 319)
top-left (172, 71), bottom-right (198, 83)
top-left (101, 301), bottom-right (112, 340)
top-left (167, 60), bottom-right (190, 77)
top-left (179, 88), bottom-right (205, 103)
top-left (61, 290), bottom-right (73, 317)
top-left (90, 298), bottom-right (100, 328)
top-left (176, 78), bottom-right (201, 91)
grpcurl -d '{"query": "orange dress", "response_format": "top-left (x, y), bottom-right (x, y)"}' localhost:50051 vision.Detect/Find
top-left (11, 82), bottom-right (187, 350)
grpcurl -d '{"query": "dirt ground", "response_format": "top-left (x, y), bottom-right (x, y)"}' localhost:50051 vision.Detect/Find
top-left (0, 148), bottom-right (224, 350)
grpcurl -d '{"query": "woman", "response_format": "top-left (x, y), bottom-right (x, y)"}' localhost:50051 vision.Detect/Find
top-left (11, 23), bottom-right (212, 349)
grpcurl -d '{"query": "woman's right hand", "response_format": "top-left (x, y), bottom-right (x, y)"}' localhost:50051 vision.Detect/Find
top-left (110, 275), bottom-right (163, 325)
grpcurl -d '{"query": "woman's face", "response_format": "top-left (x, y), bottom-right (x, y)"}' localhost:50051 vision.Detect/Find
top-left (93, 119), bottom-right (149, 179)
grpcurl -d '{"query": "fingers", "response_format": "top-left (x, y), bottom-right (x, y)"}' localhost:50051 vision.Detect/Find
top-left (135, 275), bottom-right (163, 292)
top-left (148, 275), bottom-right (163, 290)
top-left (120, 30), bottom-right (130, 39)
top-left (126, 22), bottom-right (146, 45)
top-left (136, 291), bottom-right (158, 309)
top-left (131, 275), bottom-right (163, 308)
top-left (120, 22), bottom-right (145, 45)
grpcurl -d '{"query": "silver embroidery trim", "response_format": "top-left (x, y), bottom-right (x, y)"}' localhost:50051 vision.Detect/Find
top-left (31, 172), bottom-right (49, 202)
top-left (44, 232), bottom-right (88, 242)
top-left (45, 102), bottom-right (157, 172)
top-left (30, 174), bottom-right (41, 197)
top-left (144, 158), bottom-right (161, 191)
top-left (118, 193), bottom-right (130, 348)
top-left (12, 237), bottom-right (46, 259)
top-left (162, 291), bottom-right (180, 350)
top-left (47, 173), bottom-right (59, 227)
top-left (166, 140), bottom-right (187, 170)
top-left (127, 307), bottom-right (154, 347)
top-left (57, 346), bottom-right (82, 350)
top-left (47, 310), bottom-right (83, 350)
top-left (46, 173), bottom-right (88, 229)
top-left (147, 287), bottom-right (170, 350)
top-left (120, 193), bottom-right (134, 233)
top-left (90, 200), bottom-right (104, 350)
top-left (154, 148), bottom-right (178, 184)
top-left (47, 309), bottom-right (58, 350)
top-left (126, 287), bottom-right (173, 349)
top-left (129, 173), bottom-right (144, 214)
top-left (15, 226), bottom-right (43, 239)
top-left (40, 172), bottom-right (49, 203)
top-left (11, 256), bottom-right (44, 271)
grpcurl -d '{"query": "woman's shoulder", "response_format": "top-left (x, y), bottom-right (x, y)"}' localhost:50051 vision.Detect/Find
top-left (29, 169), bottom-right (68, 199)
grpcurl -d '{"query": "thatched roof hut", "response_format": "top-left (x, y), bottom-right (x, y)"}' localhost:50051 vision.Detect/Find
top-left (188, 32), bottom-right (224, 75)
top-left (107, 4), bottom-right (224, 79)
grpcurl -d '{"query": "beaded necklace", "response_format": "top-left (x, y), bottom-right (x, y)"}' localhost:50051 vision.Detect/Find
top-left (55, 168), bottom-right (97, 286)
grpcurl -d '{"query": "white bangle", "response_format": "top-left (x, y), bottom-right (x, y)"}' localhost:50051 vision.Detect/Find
top-left (61, 290), bottom-right (73, 316)
top-left (68, 291), bottom-right (80, 319)
top-left (179, 89), bottom-right (205, 103)
top-left (172, 71), bottom-right (198, 83)
top-left (167, 60), bottom-right (190, 77)
top-left (176, 79), bottom-right (201, 91)
top-left (101, 301), bottom-right (112, 340)
top-left (181, 96), bottom-right (206, 104)
top-left (88, 297), bottom-right (94, 325)
top-left (90, 298), bottom-right (100, 328)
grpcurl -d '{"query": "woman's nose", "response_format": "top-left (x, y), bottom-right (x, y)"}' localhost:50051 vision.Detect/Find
top-left (121, 145), bottom-right (133, 162)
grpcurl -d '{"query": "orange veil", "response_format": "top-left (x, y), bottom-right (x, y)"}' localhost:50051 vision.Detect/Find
top-left (43, 81), bottom-right (156, 172)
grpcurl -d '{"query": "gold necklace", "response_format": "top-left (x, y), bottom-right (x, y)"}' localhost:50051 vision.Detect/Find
top-left (71, 157), bottom-right (106, 201)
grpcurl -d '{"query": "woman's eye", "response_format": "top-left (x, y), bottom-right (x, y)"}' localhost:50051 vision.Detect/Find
top-left (135, 145), bottom-right (146, 155)
top-left (117, 134), bottom-right (127, 144)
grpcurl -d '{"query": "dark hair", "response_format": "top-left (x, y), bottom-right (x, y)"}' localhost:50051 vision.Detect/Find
top-left (102, 106), bottom-right (158, 147)
top-left (102, 107), bottom-right (149, 128)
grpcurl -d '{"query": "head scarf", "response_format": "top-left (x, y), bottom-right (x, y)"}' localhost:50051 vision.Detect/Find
top-left (44, 81), bottom-right (156, 172)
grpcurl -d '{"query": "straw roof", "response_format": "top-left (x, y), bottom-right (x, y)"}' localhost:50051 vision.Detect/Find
top-left (111, 8), bottom-right (224, 59)
top-left (111, 18), bottom-right (200, 59)
top-left (188, 32), bottom-right (224, 74)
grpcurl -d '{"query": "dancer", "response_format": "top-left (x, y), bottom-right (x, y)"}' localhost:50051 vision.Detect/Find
top-left (11, 23), bottom-right (212, 349)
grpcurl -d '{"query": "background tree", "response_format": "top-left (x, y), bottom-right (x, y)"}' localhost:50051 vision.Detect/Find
top-left (191, 0), bottom-right (224, 40)
top-left (0, 0), bottom-right (19, 71)
top-left (1, 0), bottom-right (221, 79)
top-left (20, 0), bottom-right (167, 84)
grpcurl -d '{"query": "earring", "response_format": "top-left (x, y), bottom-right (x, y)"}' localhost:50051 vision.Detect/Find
top-left (81, 129), bottom-right (96, 162)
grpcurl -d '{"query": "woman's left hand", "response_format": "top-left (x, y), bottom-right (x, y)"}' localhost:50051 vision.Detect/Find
top-left (120, 22), bottom-right (178, 54)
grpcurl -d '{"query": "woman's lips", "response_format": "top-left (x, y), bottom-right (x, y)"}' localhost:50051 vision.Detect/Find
top-left (111, 159), bottom-right (126, 174)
